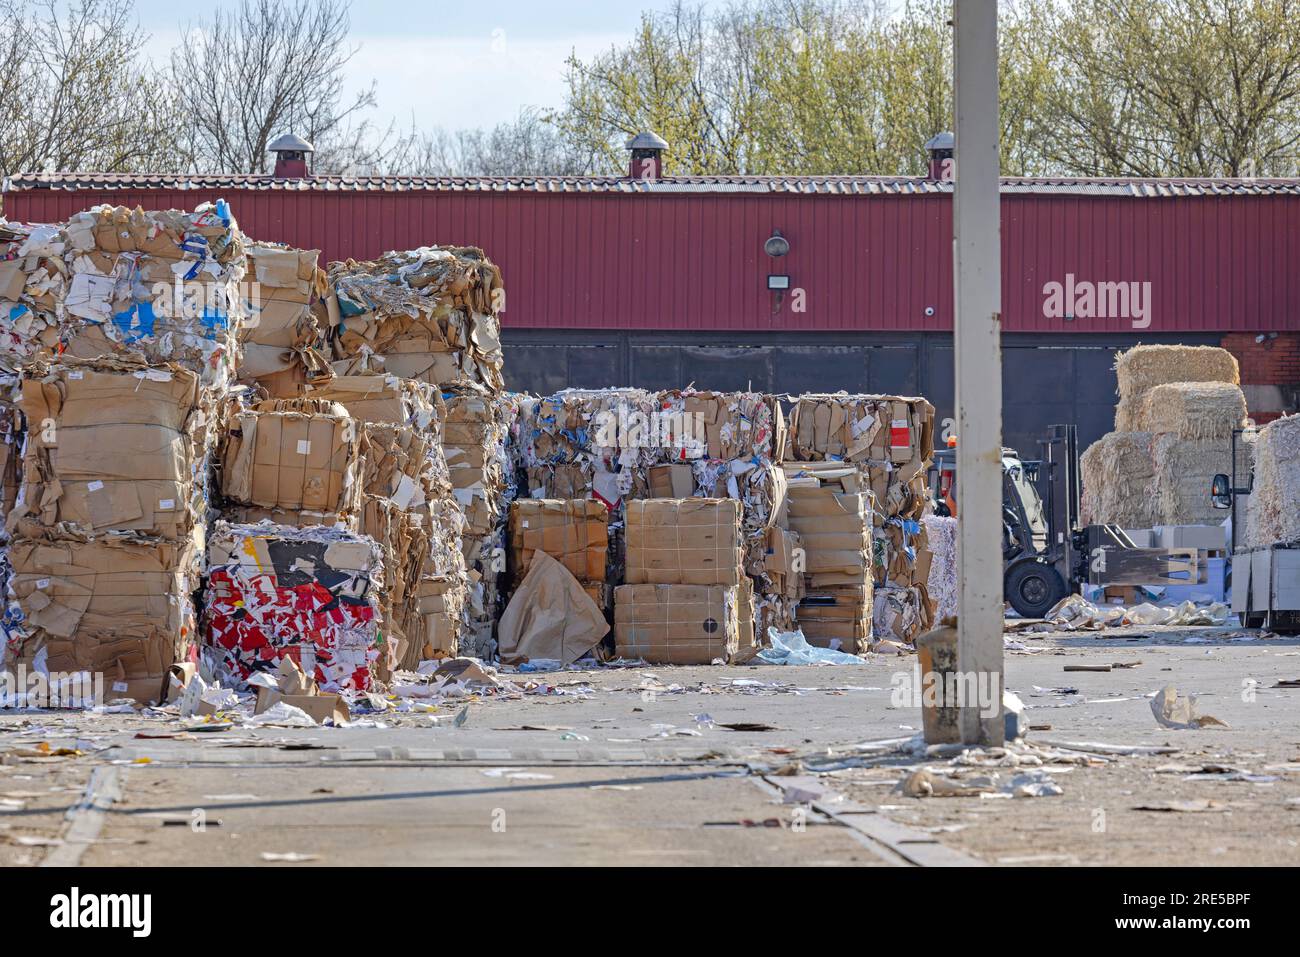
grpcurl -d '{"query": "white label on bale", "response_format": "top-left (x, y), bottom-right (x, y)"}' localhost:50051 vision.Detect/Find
top-left (112, 681), bottom-right (128, 692)
top-left (159, 499), bottom-right (175, 510)
top-left (36, 578), bottom-right (50, 589)
top-left (87, 480), bottom-right (104, 492)
top-left (67, 371), bottom-right (83, 379)
top-left (296, 440), bottom-right (311, 455)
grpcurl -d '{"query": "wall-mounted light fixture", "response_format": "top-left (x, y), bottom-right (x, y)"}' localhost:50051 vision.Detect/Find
top-left (765, 230), bottom-right (790, 316)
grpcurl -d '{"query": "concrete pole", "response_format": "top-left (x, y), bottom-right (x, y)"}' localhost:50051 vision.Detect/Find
top-left (952, 0), bottom-right (1005, 745)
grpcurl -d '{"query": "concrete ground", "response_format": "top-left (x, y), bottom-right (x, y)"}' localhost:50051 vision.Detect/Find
top-left (2, 624), bottom-right (1298, 867)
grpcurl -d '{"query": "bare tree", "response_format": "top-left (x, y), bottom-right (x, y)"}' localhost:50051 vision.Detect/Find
top-left (0, 0), bottom-right (182, 180)
top-left (383, 108), bottom-right (597, 176)
top-left (170, 0), bottom-right (385, 174)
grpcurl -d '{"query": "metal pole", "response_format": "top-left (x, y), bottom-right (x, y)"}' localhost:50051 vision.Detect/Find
top-left (952, 0), bottom-right (1004, 745)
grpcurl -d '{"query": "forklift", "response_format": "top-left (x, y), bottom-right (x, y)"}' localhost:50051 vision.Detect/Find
top-left (930, 424), bottom-right (1200, 618)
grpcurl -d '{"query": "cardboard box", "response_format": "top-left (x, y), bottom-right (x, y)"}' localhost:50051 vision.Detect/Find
top-left (613, 583), bottom-right (741, 664)
top-left (796, 586), bottom-right (873, 653)
top-left (4, 534), bottom-right (200, 682)
top-left (221, 399), bottom-right (360, 514)
top-left (648, 464), bottom-right (695, 498)
top-left (509, 499), bottom-right (608, 585)
top-left (11, 357), bottom-right (204, 538)
top-left (625, 498), bottom-right (743, 586)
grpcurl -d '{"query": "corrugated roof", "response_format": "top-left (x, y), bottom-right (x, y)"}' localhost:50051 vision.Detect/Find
top-left (6, 171), bottom-right (1300, 197)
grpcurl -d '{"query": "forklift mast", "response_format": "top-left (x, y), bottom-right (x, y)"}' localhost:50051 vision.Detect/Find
top-left (1037, 424), bottom-right (1081, 577)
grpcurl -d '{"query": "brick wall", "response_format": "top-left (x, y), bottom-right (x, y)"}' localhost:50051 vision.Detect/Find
top-left (1221, 332), bottom-right (1300, 421)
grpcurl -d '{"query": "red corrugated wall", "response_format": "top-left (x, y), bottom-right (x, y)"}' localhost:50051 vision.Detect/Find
top-left (6, 187), bottom-right (1297, 333)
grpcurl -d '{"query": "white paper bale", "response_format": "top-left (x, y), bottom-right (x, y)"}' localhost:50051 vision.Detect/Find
top-left (1245, 415), bottom-right (1300, 547)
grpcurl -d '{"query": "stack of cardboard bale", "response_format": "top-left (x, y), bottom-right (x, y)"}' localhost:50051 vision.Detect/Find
top-left (212, 375), bottom-right (465, 679)
top-left (440, 383), bottom-right (521, 656)
top-left (238, 242), bottom-right (331, 396)
top-left (1082, 345), bottom-right (1246, 528)
top-left (657, 389), bottom-right (794, 636)
top-left (781, 461), bottom-right (875, 652)
top-left (518, 387), bottom-right (793, 642)
top-left (0, 201), bottom-right (247, 704)
top-left (615, 498), bottom-right (752, 663)
top-left (321, 248), bottom-right (511, 660)
top-left (786, 393), bottom-right (936, 645)
top-left (509, 499), bottom-right (608, 611)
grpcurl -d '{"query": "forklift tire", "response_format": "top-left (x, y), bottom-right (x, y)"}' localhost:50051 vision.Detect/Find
top-left (1005, 562), bottom-right (1068, 619)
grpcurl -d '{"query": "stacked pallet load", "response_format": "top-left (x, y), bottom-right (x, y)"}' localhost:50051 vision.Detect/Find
top-left (238, 242), bottom-right (331, 396)
top-left (5, 356), bottom-right (214, 703)
top-left (786, 393), bottom-right (936, 644)
top-left (1082, 345), bottom-right (1246, 527)
top-left (615, 498), bottom-right (752, 663)
top-left (0, 202), bottom-right (247, 706)
top-left (781, 462), bottom-right (875, 653)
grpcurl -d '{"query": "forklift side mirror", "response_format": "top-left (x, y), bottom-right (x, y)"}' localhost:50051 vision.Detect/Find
top-left (1210, 473), bottom-right (1232, 509)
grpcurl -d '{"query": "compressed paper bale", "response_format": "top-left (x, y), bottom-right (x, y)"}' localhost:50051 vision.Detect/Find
top-left (922, 514), bottom-right (957, 623)
top-left (1080, 432), bottom-right (1158, 527)
top-left (1246, 415), bottom-right (1300, 547)
top-left (1114, 345), bottom-right (1239, 401)
top-left (1150, 434), bottom-right (1233, 525)
top-left (1136, 382), bottom-right (1246, 440)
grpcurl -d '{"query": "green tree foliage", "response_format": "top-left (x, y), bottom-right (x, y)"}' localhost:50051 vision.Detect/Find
top-left (552, 0), bottom-right (1300, 177)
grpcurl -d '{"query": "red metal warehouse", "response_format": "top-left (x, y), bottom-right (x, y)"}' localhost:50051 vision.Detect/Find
top-left (4, 135), bottom-right (1297, 452)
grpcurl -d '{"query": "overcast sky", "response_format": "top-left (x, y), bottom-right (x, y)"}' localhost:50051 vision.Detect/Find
top-left (134, 0), bottom-right (687, 132)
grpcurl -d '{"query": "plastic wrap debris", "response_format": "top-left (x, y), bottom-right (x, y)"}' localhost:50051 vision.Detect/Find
top-left (1150, 685), bottom-right (1229, 729)
top-left (756, 627), bottom-right (867, 665)
top-left (203, 521), bottom-right (384, 693)
top-left (1041, 594), bottom-right (1228, 631)
top-left (497, 551), bottom-right (608, 666)
top-left (786, 393), bottom-right (935, 644)
top-left (237, 242), bottom-right (331, 395)
top-left (325, 246), bottom-right (504, 392)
